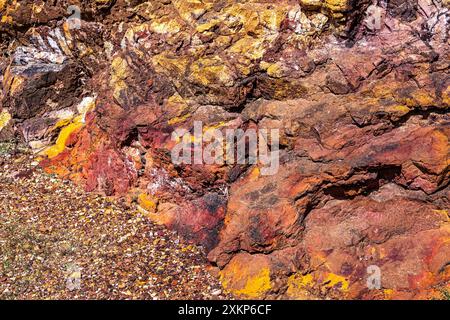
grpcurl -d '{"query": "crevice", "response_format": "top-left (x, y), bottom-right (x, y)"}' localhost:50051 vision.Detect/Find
top-left (323, 166), bottom-right (402, 200)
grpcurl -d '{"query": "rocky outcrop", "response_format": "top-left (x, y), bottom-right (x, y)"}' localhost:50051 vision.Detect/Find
top-left (1, 0), bottom-right (449, 299)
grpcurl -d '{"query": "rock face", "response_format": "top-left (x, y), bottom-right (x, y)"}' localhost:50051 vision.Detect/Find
top-left (1, 0), bottom-right (449, 299)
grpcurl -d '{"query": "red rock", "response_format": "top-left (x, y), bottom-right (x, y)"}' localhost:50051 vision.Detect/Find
top-left (1, 0), bottom-right (449, 300)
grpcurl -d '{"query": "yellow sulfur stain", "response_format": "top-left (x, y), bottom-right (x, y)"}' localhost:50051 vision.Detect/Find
top-left (189, 57), bottom-right (234, 87)
top-left (166, 93), bottom-right (191, 122)
top-left (366, 245), bottom-right (386, 260)
top-left (386, 104), bottom-right (410, 117)
top-left (297, 273), bottom-right (314, 287)
top-left (62, 21), bottom-right (74, 45)
top-left (9, 75), bottom-right (24, 95)
top-left (224, 4), bottom-right (259, 34)
top-left (172, 0), bottom-right (210, 23)
top-left (41, 98), bottom-right (95, 159)
top-left (411, 90), bottom-right (435, 107)
top-left (167, 93), bottom-right (186, 107)
top-left (399, 89), bottom-right (435, 108)
top-left (289, 273), bottom-right (313, 288)
top-left (1, 15), bottom-right (13, 24)
top-left (372, 84), bottom-right (394, 99)
top-left (427, 130), bottom-right (450, 174)
top-left (150, 18), bottom-right (182, 34)
top-left (138, 193), bottom-right (158, 213)
top-left (221, 267), bottom-right (272, 299)
top-left (248, 167), bottom-right (260, 181)
top-left (259, 8), bottom-right (286, 31)
top-left (52, 118), bottom-right (72, 131)
top-left (433, 210), bottom-right (449, 220)
top-left (229, 36), bottom-right (266, 62)
top-left (379, 247), bottom-right (387, 259)
top-left (152, 53), bottom-right (189, 79)
top-left (41, 118), bottom-right (83, 159)
top-left (235, 268), bottom-right (271, 298)
top-left (220, 254), bottom-right (272, 299)
top-left (214, 35), bottom-right (232, 48)
top-left (111, 56), bottom-right (129, 79)
top-left (0, 109), bottom-right (12, 131)
top-left (79, 46), bottom-right (94, 58)
top-left (299, 0), bottom-right (351, 16)
top-left (299, 0), bottom-right (323, 10)
top-left (325, 0), bottom-right (351, 12)
top-left (168, 114), bottom-right (190, 126)
top-left (110, 56), bottom-right (130, 104)
top-left (383, 289), bottom-right (394, 299)
top-left (261, 61), bottom-right (285, 78)
top-left (324, 273), bottom-right (349, 291)
top-left (203, 121), bottom-right (226, 133)
top-left (138, 201), bottom-right (177, 226)
top-left (286, 273), bottom-right (314, 299)
top-left (442, 85), bottom-right (450, 106)
top-left (32, 2), bottom-right (44, 14)
top-left (196, 20), bottom-right (219, 33)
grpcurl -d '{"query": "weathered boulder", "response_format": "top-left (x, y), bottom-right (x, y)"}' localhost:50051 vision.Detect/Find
top-left (1, 0), bottom-right (449, 299)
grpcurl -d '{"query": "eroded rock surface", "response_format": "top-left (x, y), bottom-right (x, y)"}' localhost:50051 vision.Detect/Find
top-left (1, 0), bottom-right (449, 299)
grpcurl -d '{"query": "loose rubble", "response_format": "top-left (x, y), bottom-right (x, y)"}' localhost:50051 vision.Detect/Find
top-left (0, 144), bottom-right (231, 300)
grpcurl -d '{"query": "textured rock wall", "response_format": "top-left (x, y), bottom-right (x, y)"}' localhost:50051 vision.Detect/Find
top-left (1, 0), bottom-right (449, 299)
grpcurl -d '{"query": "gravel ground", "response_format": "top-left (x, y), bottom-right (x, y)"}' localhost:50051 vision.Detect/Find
top-left (0, 143), bottom-right (231, 300)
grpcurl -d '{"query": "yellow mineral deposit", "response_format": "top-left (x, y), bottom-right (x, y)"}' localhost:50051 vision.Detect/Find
top-left (286, 273), bottom-right (314, 299)
top-left (286, 272), bottom-right (350, 299)
top-left (110, 56), bottom-right (130, 105)
top-left (220, 254), bottom-right (272, 299)
top-left (41, 98), bottom-right (96, 159)
top-left (138, 193), bottom-right (158, 213)
top-left (323, 273), bottom-right (350, 292)
top-left (0, 0), bottom-right (19, 24)
top-left (0, 109), bottom-right (12, 132)
top-left (188, 57), bottom-right (235, 87)
top-left (172, 0), bottom-right (211, 23)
